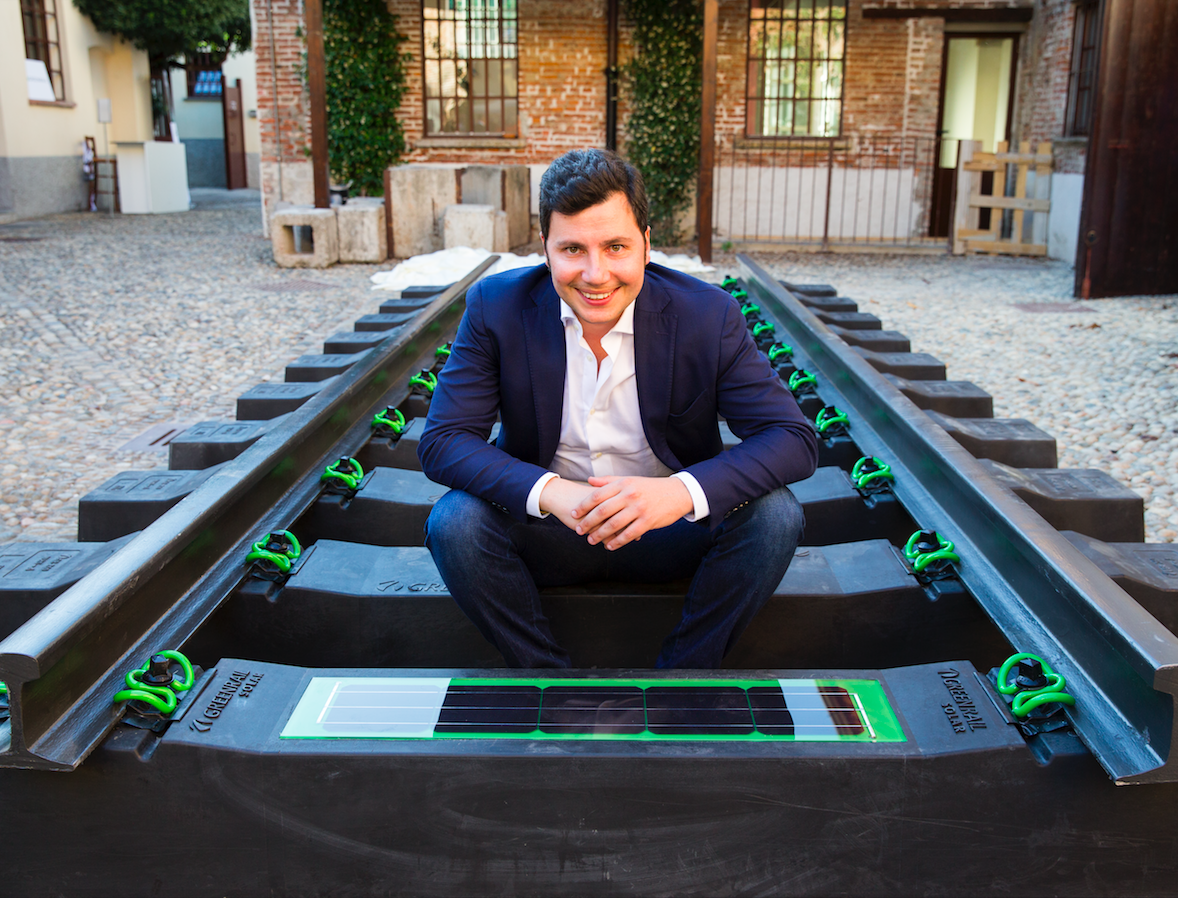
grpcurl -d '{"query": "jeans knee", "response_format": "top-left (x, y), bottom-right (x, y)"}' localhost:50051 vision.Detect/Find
top-left (425, 489), bottom-right (497, 553)
top-left (742, 486), bottom-right (805, 546)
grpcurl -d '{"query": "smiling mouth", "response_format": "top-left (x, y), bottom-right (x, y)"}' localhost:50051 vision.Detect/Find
top-left (578, 287), bottom-right (617, 302)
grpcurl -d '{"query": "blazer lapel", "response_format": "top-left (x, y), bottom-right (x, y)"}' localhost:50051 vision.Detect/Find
top-left (633, 276), bottom-right (681, 469)
top-left (521, 278), bottom-right (566, 467)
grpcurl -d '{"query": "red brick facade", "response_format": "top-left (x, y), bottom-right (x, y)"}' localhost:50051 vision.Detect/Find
top-left (253, 0), bottom-right (1084, 232)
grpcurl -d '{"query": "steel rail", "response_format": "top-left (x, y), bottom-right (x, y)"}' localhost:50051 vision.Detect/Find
top-left (740, 254), bottom-right (1178, 784)
top-left (0, 258), bottom-right (495, 771)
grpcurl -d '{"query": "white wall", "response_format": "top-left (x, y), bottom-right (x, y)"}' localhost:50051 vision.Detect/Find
top-left (1048, 172), bottom-right (1084, 266)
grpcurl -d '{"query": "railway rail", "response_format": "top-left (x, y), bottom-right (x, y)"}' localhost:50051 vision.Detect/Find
top-left (1, 253), bottom-right (1177, 894)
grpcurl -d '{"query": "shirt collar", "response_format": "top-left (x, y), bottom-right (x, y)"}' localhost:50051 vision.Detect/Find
top-left (558, 296), bottom-right (637, 336)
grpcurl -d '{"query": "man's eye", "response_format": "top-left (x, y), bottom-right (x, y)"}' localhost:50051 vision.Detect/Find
top-left (610, 244), bottom-right (627, 252)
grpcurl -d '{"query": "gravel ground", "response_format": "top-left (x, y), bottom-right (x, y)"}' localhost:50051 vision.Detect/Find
top-left (0, 198), bottom-right (1174, 544)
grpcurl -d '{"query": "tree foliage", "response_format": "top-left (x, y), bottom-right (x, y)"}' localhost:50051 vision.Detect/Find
top-left (322, 0), bottom-right (410, 196)
top-left (73, 0), bottom-right (251, 64)
top-left (621, 0), bottom-right (702, 245)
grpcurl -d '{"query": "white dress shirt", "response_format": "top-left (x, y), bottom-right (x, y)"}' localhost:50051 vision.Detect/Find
top-left (524, 298), bottom-right (710, 521)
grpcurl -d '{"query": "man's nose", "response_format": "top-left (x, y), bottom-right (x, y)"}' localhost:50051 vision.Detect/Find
top-left (581, 251), bottom-right (609, 285)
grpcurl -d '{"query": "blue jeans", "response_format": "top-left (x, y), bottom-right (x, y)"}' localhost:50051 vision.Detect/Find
top-left (424, 485), bottom-right (805, 669)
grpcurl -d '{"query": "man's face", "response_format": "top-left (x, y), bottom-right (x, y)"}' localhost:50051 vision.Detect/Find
top-left (541, 191), bottom-right (651, 340)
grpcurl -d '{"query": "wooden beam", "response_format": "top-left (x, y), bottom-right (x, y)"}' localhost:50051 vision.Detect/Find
top-left (696, 0), bottom-right (718, 263)
top-left (305, 0), bottom-right (330, 209)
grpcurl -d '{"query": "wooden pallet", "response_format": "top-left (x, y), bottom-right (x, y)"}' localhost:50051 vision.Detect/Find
top-left (952, 140), bottom-right (1052, 256)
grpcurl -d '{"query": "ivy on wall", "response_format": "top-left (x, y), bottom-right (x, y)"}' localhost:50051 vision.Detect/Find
top-left (322, 0), bottom-right (410, 196)
top-left (621, 0), bottom-right (703, 245)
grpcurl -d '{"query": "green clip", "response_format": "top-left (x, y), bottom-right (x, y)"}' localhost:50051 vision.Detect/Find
top-left (851, 456), bottom-right (894, 489)
top-left (740, 303), bottom-right (761, 319)
top-left (731, 288), bottom-right (748, 301)
top-left (815, 407), bottom-right (849, 433)
top-left (322, 457), bottom-right (365, 491)
top-left (409, 370), bottom-right (438, 394)
top-left (245, 529), bottom-right (303, 575)
top-left (721, 276), bottom-right (739, 290)
top-left (903, 530), bottom-right (960, 573)
top-left (788, 369), bottom-right (817, 392)
top-left (752, 321), bottom-right (775, 338)
top-left (435, 343), bottom-right (452, 360)
top-left (767, 342), bottom-right (794, 363)
top-left (996, 653), bottom-right (1076, 718)
top-left (0, 681), bottom-right (6, 696)
top-left (112, 650), bottom-right (195, 716)
top-left (373, 407), bottom-right (406, 434)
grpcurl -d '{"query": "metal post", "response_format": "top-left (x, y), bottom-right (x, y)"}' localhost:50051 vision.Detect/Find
top-left (696, 0), bottom-right (718, 262)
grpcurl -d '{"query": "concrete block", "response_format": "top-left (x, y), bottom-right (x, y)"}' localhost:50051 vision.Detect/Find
top-left (443, 204), bottom-right (508, 252)
top-left (271, 206), bottom-right (339, 268)
top-left (460, 165), bottom-right (531, 248)
top-left (386, 164), bottom-right (462, 257)
top-left (337, 197), bottom-right (387, 262)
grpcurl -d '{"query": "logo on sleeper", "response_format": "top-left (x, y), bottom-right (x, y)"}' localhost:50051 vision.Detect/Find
top-left (378, 579), bottom-right (449, 594)
top-left (189, 670), bottom-right (264, 732)
top-left (937, 668), bottom-right (987, 735)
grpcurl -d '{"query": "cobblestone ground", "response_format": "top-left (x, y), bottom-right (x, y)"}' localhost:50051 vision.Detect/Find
top-left (1, 200), bottom-right (1175, 544)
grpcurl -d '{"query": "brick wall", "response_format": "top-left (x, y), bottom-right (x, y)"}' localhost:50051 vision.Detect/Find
top-left (252, 0), bottom-right (1082, 226)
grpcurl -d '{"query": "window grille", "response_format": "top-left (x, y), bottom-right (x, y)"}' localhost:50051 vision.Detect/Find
top-left (21, 0), bottom-right (65, 101)
top-left (187, 52), bottom-right (225, 98)
top-left (1064, 0), bottom-right (1100, 137)
top-left (746, 0), bottom-right (846, 139)
top-left (422, 0), bottom-right (519, 136)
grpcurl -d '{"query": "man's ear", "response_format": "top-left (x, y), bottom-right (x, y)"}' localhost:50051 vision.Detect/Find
top-left (540, 233), bottom-right (549, 267)
top-left (643, 227), bottom-right (651, 266)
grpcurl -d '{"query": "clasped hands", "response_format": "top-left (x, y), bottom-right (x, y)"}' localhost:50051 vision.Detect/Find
top-left (538, 474), bottom-right (693, 551)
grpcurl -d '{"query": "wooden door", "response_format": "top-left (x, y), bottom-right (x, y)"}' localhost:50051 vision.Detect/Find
top-left (222, 79), bottom-right (248, 190)
top-left (1077, 0), bottom-right (1178, 297)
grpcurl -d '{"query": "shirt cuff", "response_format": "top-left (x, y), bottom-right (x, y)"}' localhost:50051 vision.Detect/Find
top-left (526, 472), bottom-right (560, 518)
top-left (671, 472), bottom-right (710, 522)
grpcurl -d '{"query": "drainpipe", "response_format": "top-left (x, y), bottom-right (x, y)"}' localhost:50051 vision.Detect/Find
top-left (606, 0), bottom-right (619, 151)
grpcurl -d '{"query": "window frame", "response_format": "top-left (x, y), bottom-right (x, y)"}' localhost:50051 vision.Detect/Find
top-left (1063, 0), bottom-right (1100, 138)
top-left (745, 0), bottom-right (848, 141)
top-left (420, 0), bottom-right (520, 138)
top-left (21, 0), bottom-right (66, 102)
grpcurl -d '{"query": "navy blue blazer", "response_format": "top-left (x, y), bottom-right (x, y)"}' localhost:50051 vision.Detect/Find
top-left (418, 263), bottom-right (818, 527)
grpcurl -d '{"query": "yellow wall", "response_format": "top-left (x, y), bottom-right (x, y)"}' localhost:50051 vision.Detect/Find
top-left (0, 0), bottom-right (152, 160)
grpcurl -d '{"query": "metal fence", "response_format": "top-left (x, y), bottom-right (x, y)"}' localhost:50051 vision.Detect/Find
top-left (712, 134), bottom-right (957, 250)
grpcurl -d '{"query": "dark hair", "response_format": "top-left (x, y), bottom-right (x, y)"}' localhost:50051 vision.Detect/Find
top-left (538, 148), bottom-right (649, 238)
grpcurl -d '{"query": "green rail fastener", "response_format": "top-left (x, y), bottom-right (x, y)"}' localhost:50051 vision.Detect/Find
top-left (321, 457), bottom-right (365, 491)
top-left (111, 650), bottom-right (195, 716)
top-left (767, 343), bottom-right (794, 364)
top-left (903, 530), bottom-right (960, 574)
top-left (435, 342), bottom-right (452, 361)
top-left (851, 456), bottom-right (894, 490)
top-left (814, 407), bottom-right (850, 434)
top-left (730, 288), bottom-right (748, 302)
top-left (752, 321), bottom-right (776, 339)
top-left (721, 276), bottom-right (739, 290)
top-left (0, 681), bottom-right (6, 696)
top-left (409, 370), bottom-right (438, 394)
top-left (740, 303), bottom-right (761, 319)
top-left (372, 406), bottom-right (406, 435)
top-left (996, 653), bottom-right (1076, 718)
top-left (244, 529), bottom-right (303, 575)
top-left (788, 369), bottom-right (817, 392)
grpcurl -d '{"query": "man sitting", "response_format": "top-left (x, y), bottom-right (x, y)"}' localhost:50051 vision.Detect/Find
top-left (419, 148), bottom-right (817, 668)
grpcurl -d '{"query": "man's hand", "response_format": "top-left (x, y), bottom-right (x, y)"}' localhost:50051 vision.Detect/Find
top-left (537, 476), bottom-right (597, 532)
top-left (572, 475), bottom-right (694, 551)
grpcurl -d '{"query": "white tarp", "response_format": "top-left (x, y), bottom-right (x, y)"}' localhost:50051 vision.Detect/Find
top-left (370, 247), bottom-right (714, 292)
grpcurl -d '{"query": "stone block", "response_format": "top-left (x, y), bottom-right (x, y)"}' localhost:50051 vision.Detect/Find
top-left (459, 165), bottom-right (531, 248)
top-left (271, 206), bottom-right (339, 268)
top-left (386, 164), bottom-right (462, 257)
top-left (337, 197), bottom-right (386, 262)
top-left (443, 204), bottom-right (508, 252)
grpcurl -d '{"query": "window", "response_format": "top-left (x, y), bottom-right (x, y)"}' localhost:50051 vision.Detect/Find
top-left (746, 0), bottom-right (846, 139)
top-left (1064, 0), bottom-right (1100, 137)
top-left (21, 0), bottom-right (65, 101)
top-left (422, 0), bottom-right (519, 136)
top-left (186, 52), bottom-right (225, 99)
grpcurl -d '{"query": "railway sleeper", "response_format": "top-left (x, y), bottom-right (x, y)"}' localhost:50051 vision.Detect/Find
top-left (814, 311), bottom-right (882, 330)
top-left (882, 374), bottom-right (995, 418)
top-left (236, 378), bottom-right (338, 420)
top-left (184, 538), bottom-right (1008, 673)
top-left (78, 465), bottom-right (226, 541)
top-left (827, 325), bottom-right (912, 354)
top-left (285, 350), bottom-right (371, 382)
top-left (1062, 532), bottom-right (1178, 632)
top-left (925, 411), bottom-right (1058, 468)
top-left (853, 347), bottom-right (948, 380)
top-left (168, 414), bottom-right (291, 470)
top-left (354, 310), bottom-right (420, 332)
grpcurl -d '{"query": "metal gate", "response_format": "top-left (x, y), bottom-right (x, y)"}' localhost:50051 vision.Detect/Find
top-left (712, 133), bottom-right (955, 251)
